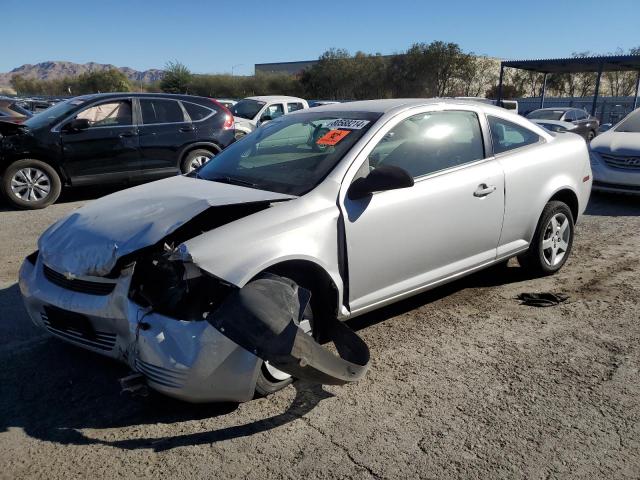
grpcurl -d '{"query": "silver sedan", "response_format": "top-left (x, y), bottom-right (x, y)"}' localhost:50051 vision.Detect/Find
top-left (19, 99), bottom-right (593, 402)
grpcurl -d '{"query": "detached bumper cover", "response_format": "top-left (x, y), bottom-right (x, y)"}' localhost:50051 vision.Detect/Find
top-left (19, 257), bottom-right (261, 403)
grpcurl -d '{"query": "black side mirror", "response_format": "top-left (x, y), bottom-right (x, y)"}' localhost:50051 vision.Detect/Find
top-left (347, 165), bottom-right (414, 200)
top-left (64, 118), bottom-right (90, 132)
top-left (260, 114), bottom-right (273, 122)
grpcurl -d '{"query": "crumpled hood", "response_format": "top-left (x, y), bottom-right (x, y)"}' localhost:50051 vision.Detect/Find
top-left (591, 131), bottom-right (640, 155)
top-left (39, 175), bottom-right (294, 277)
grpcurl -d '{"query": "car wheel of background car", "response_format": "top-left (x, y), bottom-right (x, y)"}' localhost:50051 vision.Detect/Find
top-left (587, 130), bottom-right (596, 141)
top-left (518, 201), bottom-right (574, 276)
top-left (254, 300), bottom-right (314, 397)
top-left (181, 149), bottom-right (216, 174)
top-left (234, 131), bottom-right (246, 141)
top-left (1, 159), bottom-right (61, 209)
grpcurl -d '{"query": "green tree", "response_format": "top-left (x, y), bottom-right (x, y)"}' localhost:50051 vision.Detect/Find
top-left (73, 68), bottom-right (132, 94)
top-left (160, 61), bottom-right (193, 94)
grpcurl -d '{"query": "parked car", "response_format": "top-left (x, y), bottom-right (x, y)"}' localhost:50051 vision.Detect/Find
top-left (0, 93), bottom-right (235, 209)
top-left (526, 107), bottom-right (599, 141)
top-left (19, 99), bottom-right (592, 402)
top-left (590, 107), bottom-right (640, 194)
top-left (230, 95), bottom-right (308, 139)
top-left (216, 99), bottom-right (237, 109)
top-left (0, 97), bottom-right (33, 124)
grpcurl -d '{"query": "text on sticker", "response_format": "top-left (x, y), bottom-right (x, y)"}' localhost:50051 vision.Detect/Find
top-left (325, 119), bottom-right (370, 130)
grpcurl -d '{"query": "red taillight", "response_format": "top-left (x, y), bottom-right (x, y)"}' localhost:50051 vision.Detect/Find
top-left (209, 98), bottom-right (234, 130)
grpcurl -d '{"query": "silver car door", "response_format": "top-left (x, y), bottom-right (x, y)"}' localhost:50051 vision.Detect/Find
top-left (339, 107), bottom-right (505, 314)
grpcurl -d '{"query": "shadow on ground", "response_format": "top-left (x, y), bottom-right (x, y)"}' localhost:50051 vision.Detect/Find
top-left (585, 191), bottom-right (640, 217)
top-left (0, 261), bottom-right (532, 452)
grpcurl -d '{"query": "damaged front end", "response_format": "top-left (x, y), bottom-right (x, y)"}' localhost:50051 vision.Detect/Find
top-left (20, 175), bottom-right (370, 402)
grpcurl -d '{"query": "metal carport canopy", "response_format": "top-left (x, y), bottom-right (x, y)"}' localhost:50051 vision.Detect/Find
top-left (497, 55), bottom-right (640, 113)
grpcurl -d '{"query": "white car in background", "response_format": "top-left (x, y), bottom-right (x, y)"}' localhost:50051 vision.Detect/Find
top-left (230, 95), bottom-right (309, 139)
top-left (590, 108), bottom-right (640, 194)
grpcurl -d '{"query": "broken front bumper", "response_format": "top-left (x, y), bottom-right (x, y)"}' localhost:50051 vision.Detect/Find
top-left (18, 257), bottom-right (261, 403)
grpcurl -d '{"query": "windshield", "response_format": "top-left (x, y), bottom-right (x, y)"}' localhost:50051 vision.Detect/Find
top-left (23, 98), bottom-right (87, 129)
top-left (615, 109), bottom-right (640, 133)
top-left (527, 110), bottom-right (565, 120)
top-left (230, 99), bottom-right (266, 120)
top-left (195, 111), bottom-right (381, 195)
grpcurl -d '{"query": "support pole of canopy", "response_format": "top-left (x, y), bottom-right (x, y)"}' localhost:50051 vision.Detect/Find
top-left (540, 73), bottom-right (548, 109)
top-left (633, 71), bottom-right (640, 110)
top-left (591, 64), bottom-right (603, 116)
top-left (497, 64), bottom-right (504, 105)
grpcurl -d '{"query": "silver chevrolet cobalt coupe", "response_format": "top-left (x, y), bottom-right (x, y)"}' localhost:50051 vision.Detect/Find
top-left (20, 99), bottom-right (592, 402)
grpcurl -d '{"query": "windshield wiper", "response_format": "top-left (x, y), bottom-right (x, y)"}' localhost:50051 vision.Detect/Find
top-left (209, 176), bottom-right (259, 188)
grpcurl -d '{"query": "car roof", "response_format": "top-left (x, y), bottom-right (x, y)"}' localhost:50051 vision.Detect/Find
top-left (530, 107), bottom-right (579, 112)
top-left (245, 95), bottom-right (307, 102)
top-left (68, 92), bottom-right (213, 102)
top-left (308, 98), bottom-right (512, 115)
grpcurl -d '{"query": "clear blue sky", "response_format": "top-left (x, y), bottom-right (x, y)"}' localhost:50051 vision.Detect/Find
top-left (3, 0), bottom-right (638, 75)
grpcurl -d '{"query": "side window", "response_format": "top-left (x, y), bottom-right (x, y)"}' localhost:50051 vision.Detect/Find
top-left (140, 99), bottom-right (186, 124)
top-left (75, 100), bottom-right (132, 127)
top-left (287, 102), bottom-right (304, 113)
top-left (574, 110), bottom-right (587, 121)
top-left (564, 110), bottom-right (576, 122)
top-left (265, 103), bottom-right (285, 119)
top-left (368, 110), bottom-right (485, 179)
top-left (488, 116), bottom-right (541, 154)
top-left (183, 101), bottom-right (214, 121)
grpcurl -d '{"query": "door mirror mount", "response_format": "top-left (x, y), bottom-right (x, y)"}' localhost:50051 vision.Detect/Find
top-left (347, 165), bottom-right (414, 200)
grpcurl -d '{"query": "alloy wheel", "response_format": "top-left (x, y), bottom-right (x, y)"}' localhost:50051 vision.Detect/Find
top-left (10, 167), bottom-right (51, 202)
top-left (542, 213), bottom-right (570, 267)
top-left (187, 154), bottom-right (212, 173)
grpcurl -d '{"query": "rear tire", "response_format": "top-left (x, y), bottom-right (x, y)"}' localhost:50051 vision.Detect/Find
top-left (180, 149), bottom-right (216, 174)
top-left (1, 159), bottom-right (61, 209)
top-left (587, 130), bottom-right (596, 141)
top-left (518, 201), bottom-right (574, 276)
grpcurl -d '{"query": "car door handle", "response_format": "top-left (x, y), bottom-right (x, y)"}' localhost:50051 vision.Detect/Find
top-left (179, 126), bottom-right (194, 132)
top-left (474, 184), bottom-right (496, 197)
top-left (118, 131), bottom-right (136, 138)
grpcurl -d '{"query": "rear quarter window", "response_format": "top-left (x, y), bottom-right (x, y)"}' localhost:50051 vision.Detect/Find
top-left (488, 116), bottom-right (542, 155)
top-left (183, 101), bottom-right (215, 121)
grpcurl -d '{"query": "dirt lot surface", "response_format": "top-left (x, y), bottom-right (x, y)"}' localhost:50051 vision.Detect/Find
top-left (1, 190), bottom-right (639, 479)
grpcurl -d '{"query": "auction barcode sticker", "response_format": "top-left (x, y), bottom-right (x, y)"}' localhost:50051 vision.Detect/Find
top-left (325, 119), bottom-right (370, 130)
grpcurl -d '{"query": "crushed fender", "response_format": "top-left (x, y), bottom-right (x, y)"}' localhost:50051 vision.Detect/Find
top-left (207, 273), bottom-right (370, 385)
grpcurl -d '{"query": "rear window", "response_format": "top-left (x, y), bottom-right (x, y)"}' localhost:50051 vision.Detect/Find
top-left (183, 101), bottom-right (214, 121)
top-left (527, 110), bottom-right (565, 120)
top-left (287, 102), bottom-right (304, 113)
top-left (140, 99), bottom-right (185, 124)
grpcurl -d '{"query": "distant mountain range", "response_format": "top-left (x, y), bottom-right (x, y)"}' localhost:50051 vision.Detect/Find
top-left (0, 61), bottom-right (164, 88)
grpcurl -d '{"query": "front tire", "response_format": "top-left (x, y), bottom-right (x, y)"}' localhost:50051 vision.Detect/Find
top-left (587, 130), bottom-right (596, 142)
top-left (518, 201), bottom-right (574, 275)
top-left (254, 301), bottom-right (314, 397)
top-left (1, 159), bottom-right (61, 209)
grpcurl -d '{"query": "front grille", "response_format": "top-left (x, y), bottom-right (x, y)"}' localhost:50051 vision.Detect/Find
top-left (43, 264), bottom-right (116, 296)
top-left (601, 153), bottom-right (640, 170)
top-left (41, 310), bottom-right (117, 351)
top-left (593, 180), bottom-right (640, 192)
top-left (135, 359), bottom-right (187, 389)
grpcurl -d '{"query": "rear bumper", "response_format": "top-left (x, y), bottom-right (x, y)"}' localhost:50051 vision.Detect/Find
top-left (18, 257), bottom-right (260, 403)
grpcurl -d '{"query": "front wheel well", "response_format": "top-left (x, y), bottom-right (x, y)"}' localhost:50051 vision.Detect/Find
top-left (261, 260), bottom-right (340, 322)
top-left (548, 188), bottom-right (579, 222)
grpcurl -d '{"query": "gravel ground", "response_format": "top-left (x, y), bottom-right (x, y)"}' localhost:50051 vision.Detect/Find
top-left (0, 190), bottom-right (639, 479)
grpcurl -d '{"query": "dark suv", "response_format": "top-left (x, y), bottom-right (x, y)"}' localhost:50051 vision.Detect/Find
top-left (0, 93), bottom-right (235, 209)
